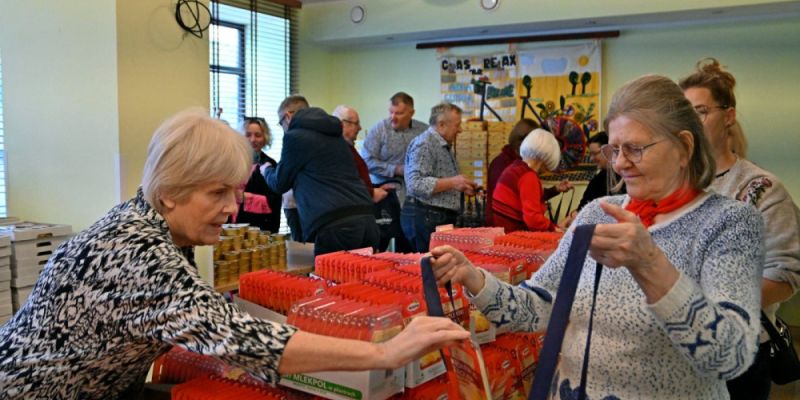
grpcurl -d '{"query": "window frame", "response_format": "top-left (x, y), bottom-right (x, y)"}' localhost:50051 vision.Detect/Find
top-left (209, 20), bottom-right (247, 123)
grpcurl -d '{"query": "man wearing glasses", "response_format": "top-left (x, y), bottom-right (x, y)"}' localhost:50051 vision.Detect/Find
top-left (263, 97), bottom-right (379, 256)
top-left (333, 104), bottom-right (389, 204)
top-left (275, 95), bottom-right (308, 242)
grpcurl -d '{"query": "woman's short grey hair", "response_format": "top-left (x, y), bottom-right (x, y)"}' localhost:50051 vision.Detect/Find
top-left (520, 128), bottom-right (561, 171)
top-left (604, 74), bottom-right (715, 191)
top-left (429, 102), bottom-right (462, 126)
top-left (142, 108), bottom-right (252, 213)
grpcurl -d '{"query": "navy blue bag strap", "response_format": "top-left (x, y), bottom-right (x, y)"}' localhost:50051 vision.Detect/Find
top-left (420, 256), bottom-right (456, 317)
top-left (529, 224), bottom-right (600, 400)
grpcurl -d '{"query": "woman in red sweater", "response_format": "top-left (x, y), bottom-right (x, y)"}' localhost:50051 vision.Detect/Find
top-left (492, 128), bottom-right (566, 232)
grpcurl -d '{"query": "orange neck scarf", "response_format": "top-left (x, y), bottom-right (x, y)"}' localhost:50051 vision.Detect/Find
top-left (625, 186), bottom-right (700, 227)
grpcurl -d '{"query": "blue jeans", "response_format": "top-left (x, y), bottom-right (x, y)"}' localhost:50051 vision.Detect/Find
top-left (400, 200), bottom-right (457, 253)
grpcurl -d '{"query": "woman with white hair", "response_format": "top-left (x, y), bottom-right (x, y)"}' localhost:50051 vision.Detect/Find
top-left (491, 128), bottom-right (564, 233)
top-left (433, 75), bottom-right (764, 399)
top-left (0, 109), bottom-right (469, 399)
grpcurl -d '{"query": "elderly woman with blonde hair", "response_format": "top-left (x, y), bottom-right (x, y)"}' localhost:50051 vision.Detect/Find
top-left (0, 109), bottom-right (469, 399)
top-left (433, 75), bottom-right (764, 399)
top-left (491, 128), bottom-right (565, 233)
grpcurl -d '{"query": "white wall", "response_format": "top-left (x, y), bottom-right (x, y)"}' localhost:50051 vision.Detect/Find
top-left (0, 0), bottom-right (120, 230)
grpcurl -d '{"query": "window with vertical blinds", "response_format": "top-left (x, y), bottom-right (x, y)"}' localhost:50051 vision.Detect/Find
top-left (0, 51), bottom-right (7, 218)
top-left (209, 0), bottom-right (298, 233)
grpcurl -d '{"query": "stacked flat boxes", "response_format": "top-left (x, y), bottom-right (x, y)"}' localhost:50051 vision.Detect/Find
top-left (456, 121), bottom-right (517, 188)
top-left (0, 235), bottom-right (11, 324)
top-left (0, 222), bottom-right (72, 313)
top-left (456, 121), bottom-right (488, 187)
top-left (487, 121), bottom-right (515, 164)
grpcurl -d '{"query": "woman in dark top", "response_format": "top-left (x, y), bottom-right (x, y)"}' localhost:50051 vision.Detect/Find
top-left (235, 117), bottom-right (282, 232)
top-left (577, 131), bottom-right (625, 210)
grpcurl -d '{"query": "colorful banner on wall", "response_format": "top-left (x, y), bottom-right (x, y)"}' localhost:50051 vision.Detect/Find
top-left (440, 42), bottom-right (602, 180)
top-left (439, 41), bottom-right (601, 132)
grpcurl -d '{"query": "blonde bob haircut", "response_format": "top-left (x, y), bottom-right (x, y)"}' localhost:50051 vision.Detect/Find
top-left (142, 108), bottom-right (252, 213)
top-left (520, 128), bottom-right (561, 171)
top-left (604, 74), bottom-right (715, 191)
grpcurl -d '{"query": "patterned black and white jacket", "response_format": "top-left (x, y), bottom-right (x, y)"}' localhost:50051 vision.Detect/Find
top-left (0, 188), bottom-right (297, 399)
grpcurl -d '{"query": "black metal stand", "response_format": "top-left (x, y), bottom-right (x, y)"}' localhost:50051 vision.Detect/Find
top-left (472, 78), bottom-right (503, 122)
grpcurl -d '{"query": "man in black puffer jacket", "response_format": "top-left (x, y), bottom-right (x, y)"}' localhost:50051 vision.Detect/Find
top-left (262, 105), bottom-right (379, 256)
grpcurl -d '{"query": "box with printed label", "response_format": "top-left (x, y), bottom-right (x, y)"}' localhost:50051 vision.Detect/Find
top-left (234, 296), bottom-right (405, 400)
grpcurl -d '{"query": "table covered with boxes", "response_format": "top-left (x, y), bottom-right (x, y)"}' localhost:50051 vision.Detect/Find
top-left (148, 224), bottom-right (558, 400)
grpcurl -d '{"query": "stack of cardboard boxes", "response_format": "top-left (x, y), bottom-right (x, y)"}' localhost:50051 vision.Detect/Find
top-left (0, 235), bottom-right (11, 323)
top-left (0, 221), bottom-right (72, 315)
top-left (456, 120), bottom-right (516, 188)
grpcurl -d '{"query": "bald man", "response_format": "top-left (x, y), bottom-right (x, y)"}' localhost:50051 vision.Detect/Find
top-left (334, 105), bottom-right (410, 252)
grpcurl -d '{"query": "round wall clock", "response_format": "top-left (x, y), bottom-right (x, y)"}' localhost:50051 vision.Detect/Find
top-left (480, 0), bottom-right (499, 11)
top-left (350, 5), bottom-right (366, 23)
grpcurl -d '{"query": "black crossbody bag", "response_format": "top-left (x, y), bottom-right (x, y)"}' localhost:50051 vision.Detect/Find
top-left (761, 311), bottom-right (800, 385)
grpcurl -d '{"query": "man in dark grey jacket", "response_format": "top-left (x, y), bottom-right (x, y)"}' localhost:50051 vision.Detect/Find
top-left (262, 102), bottom-right (378, 256)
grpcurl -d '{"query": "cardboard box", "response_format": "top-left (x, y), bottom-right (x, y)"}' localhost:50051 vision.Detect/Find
top-left (234, 296), bottom-right (405, 400)
top-left (0, 222), bottom-right (72, 242)
top-left (0, 302), bottom-right (11, 316)
top-left (10, 236), bottom-right (67, 260)
top-left (12, 285), bottom-right (34, 311)
top-left (405, 351), bottom-right (446, 388)
top-left (281, 369), bottom-right (404, 400)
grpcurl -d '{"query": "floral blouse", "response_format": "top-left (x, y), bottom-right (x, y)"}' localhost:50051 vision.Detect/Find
top-left (0, 188), bottom-right (297, 399)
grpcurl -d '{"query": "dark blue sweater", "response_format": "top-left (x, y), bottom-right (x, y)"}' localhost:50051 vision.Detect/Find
top-left (263, 107), bottom-right (373, 241)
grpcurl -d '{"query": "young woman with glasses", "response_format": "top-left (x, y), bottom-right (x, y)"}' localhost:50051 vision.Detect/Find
top-left (681, 58), bottom-right (800, 400)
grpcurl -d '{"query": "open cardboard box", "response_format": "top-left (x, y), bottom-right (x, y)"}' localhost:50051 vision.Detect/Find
top-left (234, 296), bottom-right (405, 400)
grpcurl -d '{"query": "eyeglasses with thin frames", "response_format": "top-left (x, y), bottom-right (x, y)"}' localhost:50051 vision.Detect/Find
top-left (694, 105), bottom-right (728, 123)
top-left (600, 140), bottom-right (666, 164)
top-left (342, 119), bottom-right (361, 127)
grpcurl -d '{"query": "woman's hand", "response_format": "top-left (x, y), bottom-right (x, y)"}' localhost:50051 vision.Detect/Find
top-left (430, 245), bottom-right (485, 295)
top-left (555, 180), bottom-right (574, 193)
top-left (590, 201), bottom-right (678, 303)
top-left (589, 201), bottom-right (660, 269)
top-left (559, 210), bottom-right (578, 230)
top-left (376, 316), bottom-right (469, 369)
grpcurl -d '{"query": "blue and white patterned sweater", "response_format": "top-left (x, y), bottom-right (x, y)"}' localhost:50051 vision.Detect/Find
top-left (471, 193), bottom-right (764, 399)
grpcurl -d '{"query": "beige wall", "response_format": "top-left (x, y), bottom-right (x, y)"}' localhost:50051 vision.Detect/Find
top-left (116, 0), bottom-right (211, 201)
top-left (302, 0), bottom-right (790, 45)
top-left (0, 1), bottom-right (211, 231)
top-left (298, 14), bottom-right (800, 321)
top-left (299, 18), bottom-right (800, 200)
top-left (0, 0), bottom-right (120, 230)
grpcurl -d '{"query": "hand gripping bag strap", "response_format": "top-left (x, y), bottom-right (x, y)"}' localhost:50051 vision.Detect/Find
top-left (421, 256), bottom-right (467, 399)
top-left (529, 224), bottom-right (599, 400)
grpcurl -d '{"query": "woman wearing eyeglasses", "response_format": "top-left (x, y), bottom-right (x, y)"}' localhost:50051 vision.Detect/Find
top-left (681, 58), bottom-right (800, 400)
top-left (234, 117), bottom-right (282, 233)
top-left (432, 75), bottom-right (764, 399)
